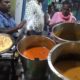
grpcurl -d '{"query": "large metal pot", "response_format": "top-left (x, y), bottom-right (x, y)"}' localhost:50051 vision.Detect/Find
top-left (17, 35), bottom-right (56, 80)
top-left (48, 42), bottom-right (80, 80)
top-left (52, 23), bottom-right (80, 43)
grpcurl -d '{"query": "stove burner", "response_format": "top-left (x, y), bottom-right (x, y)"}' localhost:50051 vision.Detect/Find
top-left (0, 61), bottom-right (11, 80)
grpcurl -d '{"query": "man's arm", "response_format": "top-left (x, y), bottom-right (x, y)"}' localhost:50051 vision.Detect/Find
top-left (0, 20), bottom-right (26, 33)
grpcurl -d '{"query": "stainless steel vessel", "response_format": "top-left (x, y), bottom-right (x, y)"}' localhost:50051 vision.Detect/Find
top-left (52, 23), bottom-right (80, 43)
top-left (48, 41), bottom-right (80, 80)
top-left (17, 35), bottom-right (56, 80)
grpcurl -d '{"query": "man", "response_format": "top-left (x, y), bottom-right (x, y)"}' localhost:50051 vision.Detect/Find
top-left (72, 1), bottom-right (80, 21)
top-left (24, 0), bottom-right (44, 35)
top-left (49, 1), bottom-right (76, 26)
top-left (0, 0), bottom-right (26, 37)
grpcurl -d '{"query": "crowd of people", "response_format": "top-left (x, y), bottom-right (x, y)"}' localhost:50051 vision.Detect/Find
top-left (47, 0), bottom-right (80, 35)
top-left (0, 0), bottom-right (80, 38)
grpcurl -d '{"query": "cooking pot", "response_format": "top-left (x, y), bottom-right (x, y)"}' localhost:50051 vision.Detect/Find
top-left (52, 23), bottom-right (80, 43)
top-left (0, 33), bottom-right (13, 54)
top-left (48, 41), bottom-right (80, 80)
top-left (17, 35), bottom-right (56, 80)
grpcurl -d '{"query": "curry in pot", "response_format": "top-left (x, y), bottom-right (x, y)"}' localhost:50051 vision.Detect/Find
top-left (54, 54), bottom-right (80, 80)
top-left (22, 47), bottom-right (49, 60)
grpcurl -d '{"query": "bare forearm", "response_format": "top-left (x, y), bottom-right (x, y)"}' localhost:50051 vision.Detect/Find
top-left (0, 28), bottom-right (18, 33)
top-left (0, 20), bottom-right (26, 34)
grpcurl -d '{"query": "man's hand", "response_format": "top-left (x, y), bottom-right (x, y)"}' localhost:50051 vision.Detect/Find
top-left (0, 20), bottom-right (27, 34)
top-left (17, 20), bottom-right (27, 29)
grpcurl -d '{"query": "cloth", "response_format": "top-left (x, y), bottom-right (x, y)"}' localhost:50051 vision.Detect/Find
top-left (49, 12), bottom-right (76, 25)
top-left (24, 0), bottom-right (44, 33)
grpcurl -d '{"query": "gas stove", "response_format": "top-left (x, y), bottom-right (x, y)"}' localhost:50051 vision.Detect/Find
top-left (0, 53), bottom-right (17, 80)
top-left (0, 46), bottom-right (24, 80)
top-left (0, 47), bottom-right (50, 80)
top-left (0, 61), bottom-right (11, 80)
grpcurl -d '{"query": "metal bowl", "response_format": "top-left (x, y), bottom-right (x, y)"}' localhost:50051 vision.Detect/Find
top-left (17, 35), bottom-right (56, 60)
top-left (48, 41), bottom-right (80, 80)
top-left (52, 23), bottom-right (80, 43)
top-left (17, 35), bottom-right (56, 80)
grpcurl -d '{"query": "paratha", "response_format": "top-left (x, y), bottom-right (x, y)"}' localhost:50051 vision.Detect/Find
top-left (0, 34), bottom-right (13, 52)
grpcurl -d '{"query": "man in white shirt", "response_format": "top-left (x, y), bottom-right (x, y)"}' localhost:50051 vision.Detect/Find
top-left (24, 0), bottom-right (44, 35)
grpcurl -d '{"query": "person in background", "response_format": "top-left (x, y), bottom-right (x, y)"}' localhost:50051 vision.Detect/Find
top-left (24, 0), bottom-right (44, 35)
top-left (50, 2), bottom-right (58, 18)
top-left (49, 1), bottom-right (76, 27)
top-left (47, 2), bottom-right (58, 22)
top-left (46, 5), bottom-right (52, 25)
top-left (46, 4), bottom-right (54, 35)
top-left (72, 1), bottom-right (80, 21)
top-left (47, 2), bottom-right (58, 35)
top-left (0, 0), bottom-right (26, 38)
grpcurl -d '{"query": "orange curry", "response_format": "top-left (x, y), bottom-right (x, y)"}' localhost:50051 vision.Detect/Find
top-left (55, 60), bottom-right (80, 80)
top-left (22, 47), bottom-right (49, 60)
